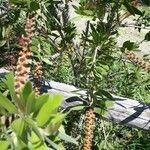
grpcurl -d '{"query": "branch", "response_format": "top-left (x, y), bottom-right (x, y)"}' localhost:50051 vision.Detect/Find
top-left (1, 68), bottom-right (150, 130)
top-left (42, 79), bottom-right (150, 130)
top-left (120, 23), bottom-right (150, 30)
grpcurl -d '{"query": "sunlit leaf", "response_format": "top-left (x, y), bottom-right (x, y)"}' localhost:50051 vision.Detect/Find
top-left (105, 100), bottom-right (113, 108)
top-left (70, 106), bottom-right (85, 111)
top-left (26, 91), bottom-right (36, 114)
top-left (25, 118), bottom-right (44, 141)
top-left (99, 140), bottom-right (106, 149)
top-left (6, 72), bottom-right (23, 110)
top-left (31, 132), bottom-right (48, 150)
top-left (0, 91), bottom-right (17, 113)
top-left (36, 95), bottom-right (63, 127)
top-left (42, 58), bottom-right (52, 65)
top-left (11, 118), bottom-right (27, 139)
top-left (48, 113), bottom-right (66, 135)
top-left (45, 137), bottom-right (62, 150)
top-left (58, 131), bottom-right (78, 145)
top-left (22, 81), bottom-right (33, 103)
top-left (0, 140), bottom-right (9, 150)
top-left (94, 107), bottom-right (104, 115)
top-left (6, 73), bottom-right (18, 101)
top-left (34, 94), bottom-right (49, 113)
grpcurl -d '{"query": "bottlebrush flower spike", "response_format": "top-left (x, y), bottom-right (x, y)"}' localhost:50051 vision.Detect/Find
top-left (15, 14), bottom-right (35, 95)
top-left (1, 14), bottom-right (35, 127)
top-left (125, 51), bottom-right (150, 73)
top-left (83, 107), bottom-right (95, 150)
top-left (33, 61), bottom-right (42, 95)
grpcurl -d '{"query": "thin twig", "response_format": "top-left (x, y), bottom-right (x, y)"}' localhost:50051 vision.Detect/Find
top-left (120, 23), bottom-right (150, 30)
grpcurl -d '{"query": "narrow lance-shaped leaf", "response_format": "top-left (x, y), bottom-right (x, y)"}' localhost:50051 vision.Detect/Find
top-left (45, 137), bottom-right (63, 150)
top-left (48, 113), bottom-right (66, 135)
top-left (0, 140), bottom-right (9, 150)
top-left (34, 94), bottom-right (49, 113)
top-left (131, 6), bottom-right (143, 16)
top-left (36, 95), bottom-right (63, 127)
top-left (0, 91), bottom-right (17, 113)
top-left (95, 89), bottom-right (114, 100)
top-left (31, 132), bottom-right (48, 150)
top-left (11, 118), bottom-right (26, 138)
top-left (144, 31), bottom-right (150, 41)
top-left (25, 118), bottom-right (44, 142)
top-left (123, 0), bottom-right (135, 16)
top-left (6, 72), bottom-right (23, 110)
top-left (26, 91), bottom-right (36, 115)
top-left (57, 131), bottom-right (78, 145)
top-left (10, 118), bottom-right (29, 148)
top-left (21, 81), bottom-right (33, 105)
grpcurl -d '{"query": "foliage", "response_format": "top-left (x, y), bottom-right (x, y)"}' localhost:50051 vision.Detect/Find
top-left (0, 73), bottom-right (77, 149)
top-left (0, 0), bottom-right (150, 149)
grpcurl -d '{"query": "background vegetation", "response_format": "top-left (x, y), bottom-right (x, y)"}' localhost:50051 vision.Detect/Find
top-left (0, 0), bottom-right (150, 149)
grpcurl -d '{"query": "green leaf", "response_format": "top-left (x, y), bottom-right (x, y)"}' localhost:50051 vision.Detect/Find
top-left (21, 81), bottom-right (33, 104)
top-left (94, 107), bottom-right (104, 115)
top-left (58, 131), bottom-right (78, 145)
top-left (25, 118), bottom-right (44, 142)
top-left (0, 40), bottom-right (6, 47)
top-left (45, 137), bottom-right (62, 150)
top-left (82, 10), bottom-right (94, 16)
top-left (10, 0), bottom-right (26, 5)
top-left (30, 1), bottom-right (39, 11)
top-left (90, 24), bottom-right (97, 33)
top-left (95, 65), bottom-right (109, 76)
top-left (99, 140), bottom-right (106, 150)
top-left (48, 113), bottom-right (66, 135)
top-left (11, 118), bottom-right (26, 138)
top-left (123, 0), bottom-right (135, 16)
top-left (105, 100), bottom-right (113, 108)
top-left (26, 91), bottom-right (36, 114)
top-left (27, 0), bottom-right (31, 9)
top-left (6, 72), bottom-right (23, 110)
top-left (70, 106), bottom-right (85, 111)
top-left (108, 142), bottom-right (114, 149)
top-left (132, 6), bottom-right (143, 16)
top-left (42, 58), bottom-right (52, 65)
top-left (0, 91), bottom-right (17, 113)
top-left (16, 139), bottom-right (28, 150)
top-left (96, 90), bottom-right (114, 100)
top-left (6, 72), bottom-right (18, 101)
top-left (145, 95), bottom-right (150, 103)
top-left (51, 113), bottom-right (66, 125)
top-left (36, 95), bottom-right (63, 127)
top-left (144, 31), bottom-right (150, 41)
top-left (0, 140), bottom-right (9, 150)
top-left (122, 40), bottom-right (138, 51)
top-left (3, 90), bottom-right (9, 97)
top-left (48, 95), bottom-right (64, 110)
top-left (0, 105), bottom-right (7, 115)
top-left (19, 81), bottom-right (33, 111)
top-left (31, 132), bottom-right (48, 150)
top-left (34, 94), bottom-right (49, 113)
